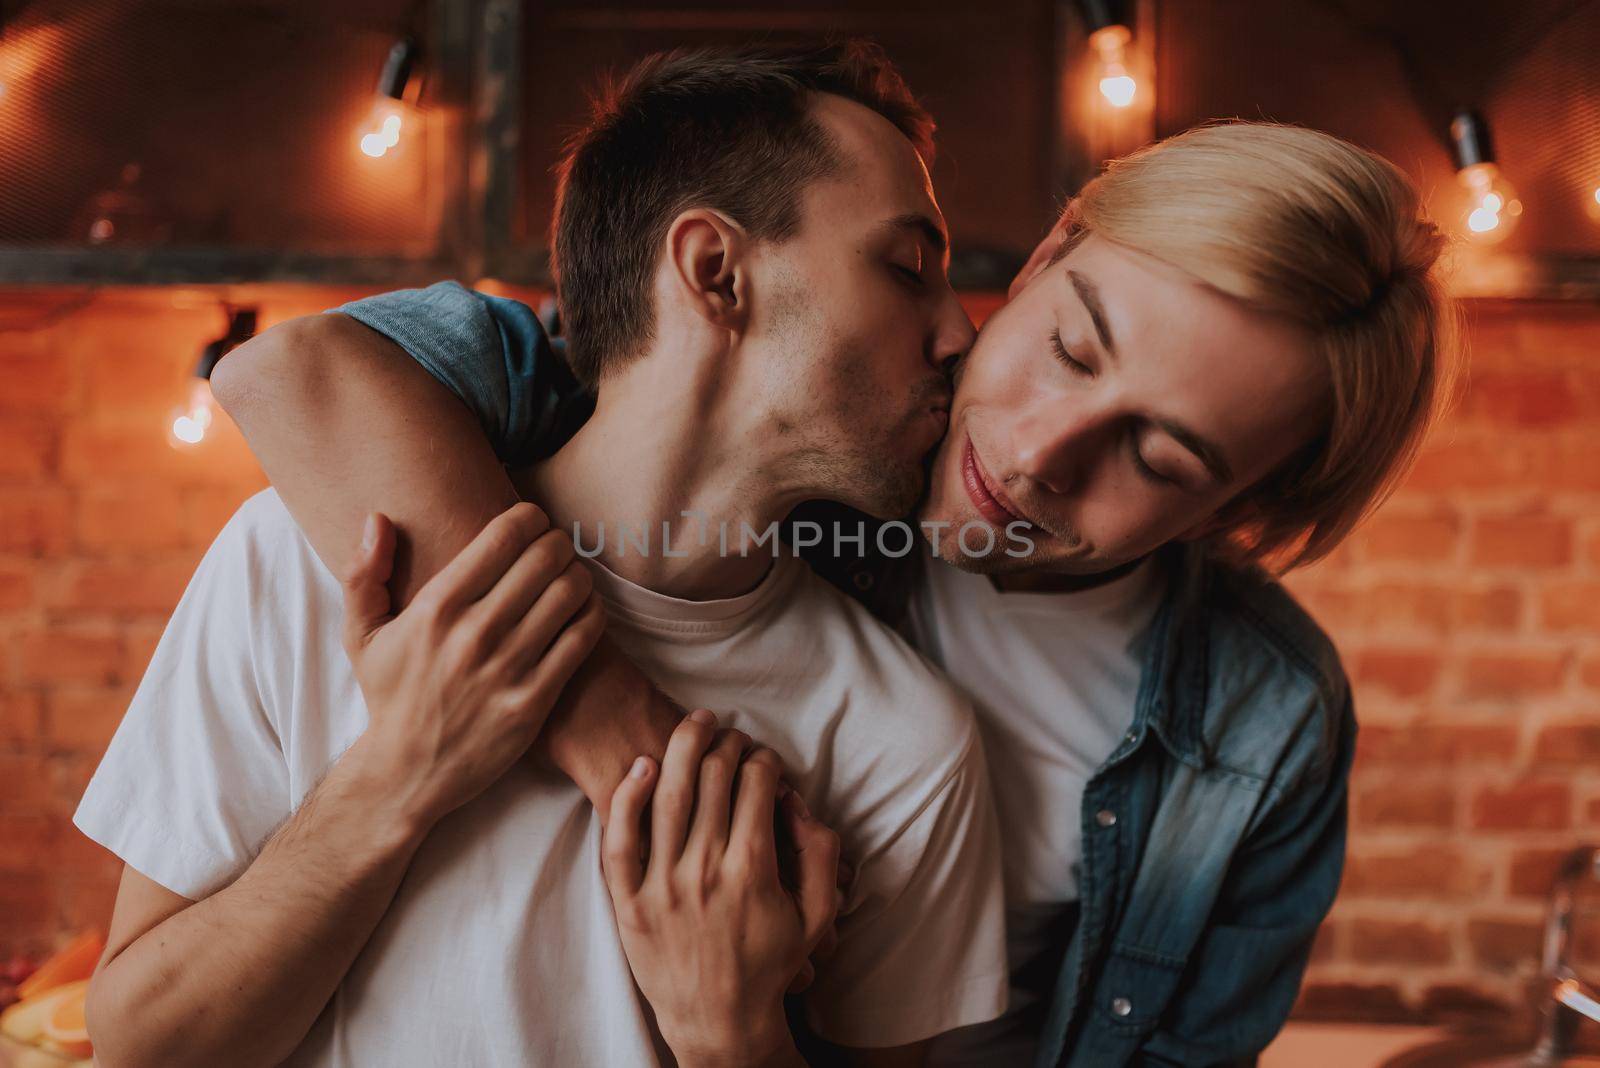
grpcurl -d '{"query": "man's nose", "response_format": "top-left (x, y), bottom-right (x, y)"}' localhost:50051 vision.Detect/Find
top-left (1010, 400), bottom-right (1110, 495)
top-left (930, 291), bottom-right (977, 374)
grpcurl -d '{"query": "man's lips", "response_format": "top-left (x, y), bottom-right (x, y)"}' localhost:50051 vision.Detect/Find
top-left (963, 437), bottom-right (1031, 528)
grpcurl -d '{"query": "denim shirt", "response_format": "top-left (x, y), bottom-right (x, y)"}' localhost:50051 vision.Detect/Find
top-left (332, 283), bottom-right (1355, 1068)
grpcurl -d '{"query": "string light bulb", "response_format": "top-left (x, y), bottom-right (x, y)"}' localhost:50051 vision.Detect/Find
top-left (1078, 0), bottom-right (1137, 109)
top-left (1450, 110), bottom-right (1521, 245)
top-left (169, 309), bottom-right (255, 450)
top-left (1587, 183), bottom-right (1600, 224)
top-left (358, 38), bottom-right (417, 160)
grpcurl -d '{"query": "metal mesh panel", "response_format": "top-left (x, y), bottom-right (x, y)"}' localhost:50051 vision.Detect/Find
top-left (0, 0), bottom-right (443, 252)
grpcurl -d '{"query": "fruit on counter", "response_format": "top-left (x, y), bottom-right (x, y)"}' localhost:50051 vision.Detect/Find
top-left (41, 981), bottom-right (92, 1059)
top-left (0, 981), bottom-right (83, 1047)
top-left (14, 931), bottom-right (103, 1002)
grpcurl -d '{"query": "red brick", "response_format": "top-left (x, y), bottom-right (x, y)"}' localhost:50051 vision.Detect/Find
top-left (1533, 723), bottom-right (1600, 766)
top-left (1354, 723), bottom-right (1518, 766)
top-left (74, 485), bottom-right (186, 554)
top-left (57, 871), bottom-right (120, 933)
top-left (83, 344), bottom-right (190, 416)
top-left (0, 560), bottom-right (34, 611)
top-left (1354, 649), bottom-right (1443, 699)
top-left (1453, 587), bottom-right (1523, 631)
top-left (1294, 982), bottom-right (1410, 1023)
top-left (59, 424), bottom-right (185, 483)
top-left (1342, 844), bottom-right (1481, 899)
top-left (1417, 983), bottom-right (1518, 1023)
top-left (0, 487), bottom-right (71, 556)
top-left (0, 752), bottom-right (53, 807)
top-left (1531, 441), bottom-right (1600, 494)
top-left (1508, 847), bottom-right (1573, 899)
top-left (1463, 371), bottom-right (1584, 427)
top-left (1309, 921), bottom-right (1341, 964)
top-left (0, 871), bottom-right (55, 937)
top-left (1467, 917), bottom-right (1542, 971)
top-left (1350, 919), bottom-right (1452, 965)
top-left (1513, 313), bottom-right (1600, 368)
top-left (1402, 439), bottom-right (1533, 493)
top-left (1469, 515), bottom-right (1573, 568)
top-left (1358, 781), bottom-right (1455, 828)
top-left (1370, 583), bottom-right (1452, 632)
top-left (59, 421), bottom-right (259, 489)
top-left (0, 691), bottom-right (44, 747)
top-left (0, 419), bottom-right (56, 480)
top-left (47, 754), bottom-right (96, 819)
top-left (1583, 656), bottom-right (1600, 693)
top-left (1355, 511), bottom-right (1461, 563)
top-left (51, 826), bottom-right (118, 877)
top-left (45, 688), bottom-right (130, 753)
top-left (1461, 652), bottom-right (1569, 700)
top-left (1471, 782), bottom-right (1571, 831)
top-left (0, 813), bottom-right (60, 870)
top-left (1540, 582), bottom-right (1600, 632)
top-left (17, 627), bottom-right (124, 686)
top-left (0, 348), bottom-right (73, 415)
top-left (51, 560), bottom-right (191, 616)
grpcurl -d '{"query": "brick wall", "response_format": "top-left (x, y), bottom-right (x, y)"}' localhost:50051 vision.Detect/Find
top-left (1, 289), bottom-right (1597, 1022)
top-left (0, 286), bottom-right (366, 952)
top-left (1285, 301), bottom-right (1600, 1023)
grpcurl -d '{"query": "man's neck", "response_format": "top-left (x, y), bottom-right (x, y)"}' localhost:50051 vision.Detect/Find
top-left (515, 375), bottom-right (810, 602)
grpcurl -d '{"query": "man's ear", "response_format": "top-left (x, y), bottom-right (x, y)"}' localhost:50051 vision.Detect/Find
top-left (666, 208), bottom-right (748, 332)
top-left (1009, 206), bottom-right (1077, 301)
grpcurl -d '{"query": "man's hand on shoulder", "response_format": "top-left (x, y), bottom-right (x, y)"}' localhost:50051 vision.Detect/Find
top-left (341, 501), bottom-right (606, 830)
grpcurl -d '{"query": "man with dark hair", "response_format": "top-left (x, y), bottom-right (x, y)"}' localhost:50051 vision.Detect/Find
top-left (76, 42), bottom-right (1008, 1067)
top-left (555, 44), bottom-right (935, 388)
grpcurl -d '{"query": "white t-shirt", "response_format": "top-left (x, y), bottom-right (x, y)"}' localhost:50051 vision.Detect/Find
top-left (74, 491), bottom-right (1008, 1065)
top-left (911, 554), bottom-right (1165, 1067)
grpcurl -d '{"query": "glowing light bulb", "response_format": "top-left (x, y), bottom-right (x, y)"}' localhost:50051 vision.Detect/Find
top-left (1587, 184), bottom-right (1600, 224)
top-left (1089, 24), bottom-right (1137, 109)
top-left (168, 378), bottom-right (216, 450)
top-left (1457, 162), bottom-right (1521, 245)
top-left (358, 98), bottom-right (406, 159)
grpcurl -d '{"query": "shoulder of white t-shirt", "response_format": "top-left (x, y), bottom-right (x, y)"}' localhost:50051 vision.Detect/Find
top-left (788, 559), bottom-right (983, 776)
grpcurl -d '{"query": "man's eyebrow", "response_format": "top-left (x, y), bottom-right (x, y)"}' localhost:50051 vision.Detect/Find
top-left (1067, 269), bottom-right (1116, 358)
top-left (881, 212), bottom-right (948, 258)
top-left (1156, 418), bottom-right (1235, 485)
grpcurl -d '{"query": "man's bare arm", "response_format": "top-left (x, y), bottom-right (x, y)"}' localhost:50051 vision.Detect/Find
top-left (87, 739), bottom-right (426, 1068)
top-left (210, 312), bottom-right (682, 813)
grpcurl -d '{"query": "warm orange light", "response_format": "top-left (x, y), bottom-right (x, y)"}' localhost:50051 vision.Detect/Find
top-left (1089, 24), bottom-right (1137, 109)
top-left (358, 98), bottom-right (406, 159)
top-left (168, 378), bottom-right (215, 449)
top-left (1588, 184), bottom-right (1600, 223)
top-left (1457, 162), bottom-right (1521, 245)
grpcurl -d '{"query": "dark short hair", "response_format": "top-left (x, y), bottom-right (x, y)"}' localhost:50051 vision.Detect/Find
top-left (551, 40), bottom-right (934, 387)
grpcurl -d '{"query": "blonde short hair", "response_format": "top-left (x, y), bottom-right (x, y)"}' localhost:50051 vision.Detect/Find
top-left (1053, 121), bottom-right (1458, 572)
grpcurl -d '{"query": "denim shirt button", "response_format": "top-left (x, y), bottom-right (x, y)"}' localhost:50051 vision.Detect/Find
top-left (1096, 808), bottom-right (1118, 828)
top-left (1124, 730), bottom-right (1138, 744)
top-left (1111, 996), bottom-right (1133, 1017)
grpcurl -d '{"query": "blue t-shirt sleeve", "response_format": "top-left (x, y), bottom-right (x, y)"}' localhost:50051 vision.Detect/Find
top-left (330, 281), bottom-right (585, 465)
